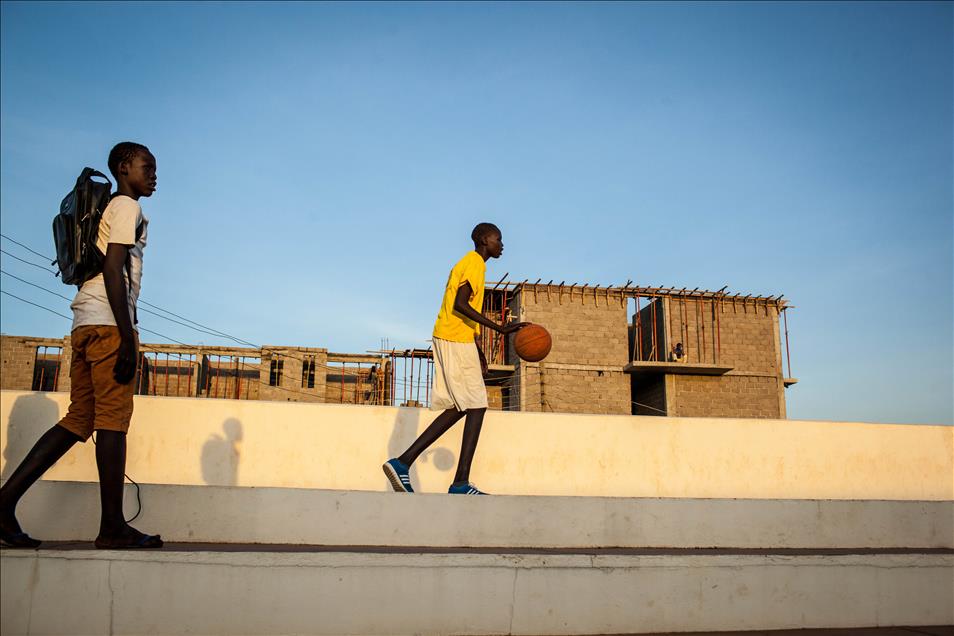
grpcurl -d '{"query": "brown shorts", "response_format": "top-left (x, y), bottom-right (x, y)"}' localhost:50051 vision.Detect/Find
top-left (57, 325), bottom-right (138, 441)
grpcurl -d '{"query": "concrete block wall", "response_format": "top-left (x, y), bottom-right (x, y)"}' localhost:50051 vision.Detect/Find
top-left (324, 367), bottom-right (375, 405)
top-left (515, 364), bottom-right (629, 414)
top-left (501, 290), bottom-right (789, 417)
top-left (1, 335), bottom-right (341, 404)
top-left (398, 378), bottom-right (505, 410)
top-left (670, 375), bottom-right (782, 419)
top-left (511, 288), bottom-right (630, 367)
top-left (1, 336), bottom-right (42, 391)
top-left (194, 357), bottom-right (260, 400)
top-left (138, 357), bottom-right (197, 398)
top-left (135, 350), bottom-right (267, 401)
top-left (243, 365), bottom-right (262, 401)
top-left (58, 335), bottom-right (73, 393)
top-left (0, 335), bottom-right (66, 392)
top-left (671, 298), bottom-right (782, 372)
top-left (486, 385), bottom-right (505, 410)
top-left (665, 298), bottom-right (786, 418)
top-left (510, 288), bottom-right (631, 414)
top-left (260, 348), bottom-right (327, 403)
top-left (2, 291), bottom-right (791, 419)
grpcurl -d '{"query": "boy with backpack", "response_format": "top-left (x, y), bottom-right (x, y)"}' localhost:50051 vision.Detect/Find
top-left (383, 223), bottom-right (527, 495)
top-left (0, 142), bottom-right (162, 549)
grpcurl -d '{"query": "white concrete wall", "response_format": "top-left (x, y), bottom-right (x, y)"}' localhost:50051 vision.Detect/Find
top-left (10, 480), bottom-right (954, 548)
top-left (2, 549), bottom-right (952, 635)
top-left (2, 390), bottom-right (952, 500)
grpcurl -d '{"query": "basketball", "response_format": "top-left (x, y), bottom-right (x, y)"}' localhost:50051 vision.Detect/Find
top-left (513, 324), bottom-right (552, 362)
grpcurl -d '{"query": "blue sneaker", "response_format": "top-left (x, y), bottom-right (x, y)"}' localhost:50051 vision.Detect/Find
top-left (382, 458), bottom-right (414, 493)
top-left (448, 482), bottom-right (488, 495)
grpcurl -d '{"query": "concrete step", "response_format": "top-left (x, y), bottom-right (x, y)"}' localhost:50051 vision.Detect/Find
top-left (2, 544), bottom-right (951, 635)
top-left (8, 480), bottom-right (953, 549)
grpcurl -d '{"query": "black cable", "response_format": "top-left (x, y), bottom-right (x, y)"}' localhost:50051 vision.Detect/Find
top-left (1, 240), bottom-right (297, 349)
top-left (0, 248), bottom-right (59, 274)
top-left (1, 288), bottom-right (354, 401)
top-left (0, 290), bottom-right (73, 320)
top-left (0, 252), bottom-right (372, 379)
top-left (124, 472), bottom-right (143, 523)
top-left (137, 305), bottom-right (244, 341)
top-left (0, 233), bottom-right (53, 262)
top-left (0, 267), bottom-right (392, 524)
top-left (2, 238), bottom-right (258, 348)
top-left (0, 272), bottom-right (203, 347)
top-left (1, 269), bottom-right (73, 301)
top-left (2, 236), bottom-right (382, 385)
top-left (1, 268), bottom-right (227, 339)
top-left (137, 299), bottom-right (259, 348)
top-left (7, 233), bottom-right (322, 350)
top-left (2, 287), bottom-right (435, 407)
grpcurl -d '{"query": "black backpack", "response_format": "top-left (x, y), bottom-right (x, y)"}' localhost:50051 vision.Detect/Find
top-left (52, 168), bottom-right (113, 288)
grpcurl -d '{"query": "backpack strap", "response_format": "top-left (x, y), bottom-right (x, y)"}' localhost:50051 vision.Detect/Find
top-left (125, 219), bottom-right (145, 325)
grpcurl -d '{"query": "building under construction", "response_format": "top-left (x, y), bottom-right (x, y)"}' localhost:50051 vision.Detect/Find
top-left (1, 281), bottom-right (795, 418)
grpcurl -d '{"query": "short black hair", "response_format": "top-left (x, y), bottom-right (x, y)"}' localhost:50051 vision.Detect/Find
top-left (107, 142), bottom-right (151, 180)
top-left (471, 222), bottom-right (500, 245)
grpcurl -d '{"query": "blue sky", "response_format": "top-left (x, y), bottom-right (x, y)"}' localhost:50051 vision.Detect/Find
top-left (1, 2), bottom-right (951, 424)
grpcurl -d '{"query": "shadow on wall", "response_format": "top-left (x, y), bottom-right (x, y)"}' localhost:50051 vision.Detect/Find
top-left (201, 418), bottom-right (243, 486)
top-left (386, 406), bottom-right (456, 493)
top-left (2, 393), bottom-right (61, 480)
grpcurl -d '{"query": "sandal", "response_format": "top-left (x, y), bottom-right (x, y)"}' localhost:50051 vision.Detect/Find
top-left (95, 532), bottom-right (163, 550)
top-left (0, 530), bottom-right (42, 549)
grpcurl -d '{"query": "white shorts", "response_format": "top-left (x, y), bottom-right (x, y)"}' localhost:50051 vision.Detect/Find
top-left (430, 337), bottom-right (489, 412)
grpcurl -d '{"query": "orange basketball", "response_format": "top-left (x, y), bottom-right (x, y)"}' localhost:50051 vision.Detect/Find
top-left (513, 324), bottom-right (552, 362)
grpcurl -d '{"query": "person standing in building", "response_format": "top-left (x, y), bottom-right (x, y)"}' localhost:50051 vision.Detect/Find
top-left (383, 223), bottom-right (527, 495)
top-left (0, 142), bottom-right (163, 549)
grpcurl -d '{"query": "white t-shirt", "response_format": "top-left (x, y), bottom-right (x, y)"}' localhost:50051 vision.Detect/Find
top-left (70, 195), bottom-right (149, 332)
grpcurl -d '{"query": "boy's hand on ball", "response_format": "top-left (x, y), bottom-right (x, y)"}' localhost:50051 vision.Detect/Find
top-left (501, 321), bottom-right (530, 335)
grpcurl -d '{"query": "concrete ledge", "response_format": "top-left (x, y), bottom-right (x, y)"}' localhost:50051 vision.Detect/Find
top-left (8, 480), bottom-right (953, 549)
top-left (625, 361), bottom-right (733, 376)
top-left (3, 390), bottom-right (952, 500)
top-left (2, 548), bottom-right (951, 635)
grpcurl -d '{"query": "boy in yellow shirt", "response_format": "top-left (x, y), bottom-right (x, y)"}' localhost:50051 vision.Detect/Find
top-left (383, 223), bottom-right (527, 495)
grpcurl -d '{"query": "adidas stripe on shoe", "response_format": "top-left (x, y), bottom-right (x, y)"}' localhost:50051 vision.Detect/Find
top-left (448, 482), bottom-right (487, 495)
top-left (382, 458), bottom-right (414, 493)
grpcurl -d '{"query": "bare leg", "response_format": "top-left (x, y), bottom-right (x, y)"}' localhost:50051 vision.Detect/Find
top-left (0, 425), bottom-right (81, 541)
top-left (93, 430), bottom-right (162, 548)
top-left (398, 408), bottom-right (466, 467)
top-left (453, 407), bottom-right (486, 484)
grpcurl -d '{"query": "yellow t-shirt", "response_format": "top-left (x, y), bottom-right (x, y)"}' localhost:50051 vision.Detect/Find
top-left (433, 251), bottom-right (486, 343)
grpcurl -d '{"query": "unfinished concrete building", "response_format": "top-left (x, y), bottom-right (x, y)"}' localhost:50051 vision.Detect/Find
top-left (479, 281), bottom-right (795, 418)
top-left (1, 282), bottom-right (795, 418)
top-left (1, 336), bottom-right (385, 406)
